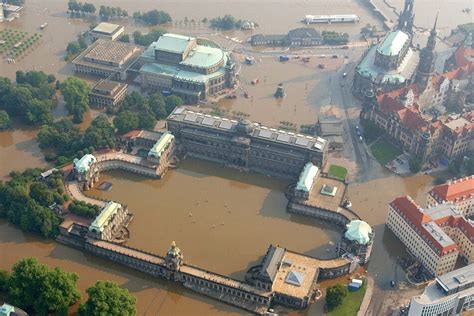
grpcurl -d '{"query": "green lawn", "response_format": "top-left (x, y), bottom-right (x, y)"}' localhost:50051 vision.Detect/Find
top-left (328, 164), bottom-right (348, 181)
top-left (329, 282), bottom-right (367, 316)
top-left (370, 138), bottom-right (401, 166)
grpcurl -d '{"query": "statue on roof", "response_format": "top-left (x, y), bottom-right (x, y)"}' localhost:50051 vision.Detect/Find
top-left (166, 240), bottom-right (184, 271)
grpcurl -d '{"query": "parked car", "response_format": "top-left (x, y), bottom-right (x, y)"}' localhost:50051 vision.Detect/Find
top-left (342, 72), bottom-right (347, 78)
top-left (359, 136), bottom-right (363, 142)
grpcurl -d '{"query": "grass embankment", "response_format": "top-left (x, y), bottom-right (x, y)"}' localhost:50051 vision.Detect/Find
top-left (370, 138), bottom-right (401, 166)
top-left (329, 281), bottom-right (367, 316)
top-left (328, 165), bottom-right (348, 181)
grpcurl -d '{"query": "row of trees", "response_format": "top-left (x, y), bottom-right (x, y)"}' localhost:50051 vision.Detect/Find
top-left (0, 110), bottom-right (10, 129)
top-left (0, 168), bottom-right (66, 237)
top-left (113, 91), bottom-right (183, 134)
top-left (0, 257), bottom-right (136, 315)
top-left (0, 71), bottom-right (57, 126)
top-left (99, 5), bottom-right (129, 20)
top-left (67, 0), bottom-right (96, 16)
top-left (133, 10), bottom-right (172, 26)
top-left (209, 15), bottom-right (244, 30)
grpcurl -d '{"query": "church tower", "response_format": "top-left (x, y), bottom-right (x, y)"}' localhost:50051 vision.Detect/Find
top-left (398, 0), bottom-right (415, 35)
top-left (415, 14), bottom-right (438, 91)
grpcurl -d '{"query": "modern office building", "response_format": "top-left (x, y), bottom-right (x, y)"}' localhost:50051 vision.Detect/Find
top-left (90, 22), bottom-right (124, 41)
top-left (428, 176), bottom-right (474, 217)
top-left (408, 263), bottom-right (474, 316)
top-left (138, 33), bottom-right (236, 103)
top-left (167, 107), bottom-right (328, 179)
top-left (72, 39), bottom-right (143, 80)
top-left (387, 196), bottom-right (473, 276)
top-left (89, 79), bottom-right (127, 109)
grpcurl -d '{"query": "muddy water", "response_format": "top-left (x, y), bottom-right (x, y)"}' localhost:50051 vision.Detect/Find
top-left (0, 220), bottom-right (244, 316)
top-left (89, 158), bottom-right (342, 278)
top-left (0, 124), bottom-right (46, 180)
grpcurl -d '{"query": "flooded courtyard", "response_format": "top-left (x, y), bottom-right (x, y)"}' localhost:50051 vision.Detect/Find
top-left (0, 0), bottom-right (469, 314)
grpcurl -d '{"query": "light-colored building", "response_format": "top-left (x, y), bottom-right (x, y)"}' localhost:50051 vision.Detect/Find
top-left (387, 196), bottom-right (473, 276)
top-left (88, 201), bottom-right (129, 241)
top-left (294, 162), bottom-right (319, 200)
top-left (408, 263), bottom-right (474, 316)
top-left (0, 303), bottom-right (28, 316)
top-left (90, 22), bottom-right (124, 41)
top-left (147, 131), bottom-right (175, 169)
top-left (428, 176), bottom-right (474, 217)
top-left (73, 39), bottom-right (143, 80)
top-left (89, 79), bottom-right (127, 109)
top-left (0, 3), bottom-right (23, 23)
top-left (138, 33), bottom-right (236, 103)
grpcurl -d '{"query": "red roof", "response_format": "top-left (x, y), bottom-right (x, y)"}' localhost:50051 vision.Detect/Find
top-left (377, 95), bottom-right (405, 114)
top-left (429, 176), bottom-right (474, 202)
top-left (390, 196), bottom-right (459, 256)
top-left (454, 45), bottom-right (474, 68)
top-left (396, 107), bottom-right (427, 132)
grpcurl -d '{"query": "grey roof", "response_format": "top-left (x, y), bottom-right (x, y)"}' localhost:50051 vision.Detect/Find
top-left (251, 34), bottom-right (286, 42)
top-left (259, 245), bottom-right (286, 282)
top-left (436, 263), bottom-right (474, 293)
top-left (154, 33), bottom-right (195, 54)
top-left (288, 27), bottom-right (321, 40)
top-left (168, 107), bottom-right (327, 153)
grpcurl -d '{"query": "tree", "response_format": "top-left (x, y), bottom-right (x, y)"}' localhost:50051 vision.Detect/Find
top-left (148, 93), bottom-right (167, 118)
top-left (409, 157), bottom-right (422, 173)
top-left (83, 116), bottom-right (115, 149)
top-left (61, 77), bottom-right (91, 123)
top-left (79, 280), bottom-right (136, 316)
top-left (132, 28), bottom-right (165, 46)
top-left (209, 15), bottom-right (238, 30)
top-left (326, 284), bottom-right (347, 310)
top-left (0, 269), bottom-right (9, 292)
top-left (29, 182), bottom-right (54, 207)
top-left (165, 95), bottom-right (183, 114)
top-left (7, 258), bottom-right (80, 315)
top-left (0, 110), bottom-right (10, 129)
top-left (113, 110), bottom-right (139, 134)
top-left (118, 34), bottom-right (130, 43)
top-left (37, 119), bottom-right (81, 152)
top-left (138, 111), bottom-right (156, 130)
top-left (360, 23), bottom-right (378, 37)
top-left (133, 10), bottom-right (172, 25)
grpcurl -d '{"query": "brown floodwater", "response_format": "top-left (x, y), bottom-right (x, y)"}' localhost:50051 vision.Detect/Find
top-left (89, 159), bottom-right (342, 278)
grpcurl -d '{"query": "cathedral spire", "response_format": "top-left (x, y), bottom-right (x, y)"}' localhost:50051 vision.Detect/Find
top-left (415, 14), bottom-right (439, 92)
top-left (398, 0), bottom-right (415, 34)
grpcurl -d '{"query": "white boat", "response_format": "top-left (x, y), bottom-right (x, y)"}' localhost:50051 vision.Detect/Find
top-left (303, 14), bottom-right (360, 24)
top-left (40, 22), bottom-right (48, 29)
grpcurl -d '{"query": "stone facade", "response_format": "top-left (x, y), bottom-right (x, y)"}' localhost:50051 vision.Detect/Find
top-left (167, 107), bottom-right (327, 179)
top-left (88, 201), bottom-right (129, 241)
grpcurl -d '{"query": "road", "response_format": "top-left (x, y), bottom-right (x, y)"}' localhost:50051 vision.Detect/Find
top-left (328, 53), bottom-right (375, 178)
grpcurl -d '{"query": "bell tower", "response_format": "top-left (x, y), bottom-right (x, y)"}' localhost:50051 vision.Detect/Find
top-left (415, 14), bottom-right (438, 92)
